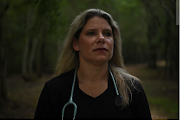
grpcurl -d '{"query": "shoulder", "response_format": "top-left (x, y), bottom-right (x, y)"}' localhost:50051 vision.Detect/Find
top-left (119, 71), bottom-right (151, 119)
top-left (121, 72), bottom-right (142, 93)
top-left (128, 78), bottom-right (147, 103)
top-left (130, 79), bottom-right (143, 92)
top-left (35, 69), bottom-right (76, 119)
top-left (128, 79), bottom-right (152, 119)
top-left (45, 69), bottom-right (75, 91)
top-left (120, 71), bottom-right (146, 99)
top-left (118, 71), bottom-right (145, 96)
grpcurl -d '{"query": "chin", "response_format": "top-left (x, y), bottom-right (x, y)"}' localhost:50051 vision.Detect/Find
top-left (92, 57), bottom-right (111, 66)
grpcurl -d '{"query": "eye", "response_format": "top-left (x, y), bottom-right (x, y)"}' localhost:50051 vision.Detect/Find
top-left (87, 32), bottom-right (95, 36)
top-left (104, 32), bottom-right (112, 36)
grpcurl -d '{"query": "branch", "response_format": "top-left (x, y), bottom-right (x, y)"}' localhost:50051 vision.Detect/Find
top-left (0, 3), bottom-right (9, 19)
top-left (141, 0), bottom-right (161, 26)
top-left (158, 0), bottom-right (175, 21)
top-left (170, 0), bottom-right (175, 6)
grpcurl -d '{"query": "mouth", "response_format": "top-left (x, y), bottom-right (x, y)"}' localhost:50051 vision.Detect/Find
top-left (94, 48), bottom-right (108, 52)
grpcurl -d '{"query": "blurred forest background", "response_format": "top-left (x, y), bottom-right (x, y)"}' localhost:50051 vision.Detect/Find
top-left (0, 0), bottom-right (179, 119)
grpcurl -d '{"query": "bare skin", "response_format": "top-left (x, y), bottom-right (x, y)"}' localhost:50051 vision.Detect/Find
top-left (73, 16), bottom-right (114, 98)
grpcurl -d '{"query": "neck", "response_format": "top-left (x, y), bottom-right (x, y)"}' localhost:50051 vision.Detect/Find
top-left (77, 62), bottom-right (109, 83)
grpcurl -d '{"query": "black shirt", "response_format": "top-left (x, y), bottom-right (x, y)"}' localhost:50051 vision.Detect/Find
top-left (34, 69), bottom-right (152, 120)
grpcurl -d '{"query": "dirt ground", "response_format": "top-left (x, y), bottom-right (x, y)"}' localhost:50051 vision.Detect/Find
top-left (0, 64), bottom-right (179, 119)
top-left (126, 64), bottom-right (179, 119)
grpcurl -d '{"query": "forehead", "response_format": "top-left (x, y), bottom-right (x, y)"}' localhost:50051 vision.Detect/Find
top-left (82, 16), bottom-right (112, 31)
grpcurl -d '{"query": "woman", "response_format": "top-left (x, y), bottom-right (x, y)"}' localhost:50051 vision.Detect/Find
top-left (34, 8), bottom-right (152, 119)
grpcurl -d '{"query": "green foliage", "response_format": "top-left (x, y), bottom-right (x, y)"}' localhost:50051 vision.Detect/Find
top-left (1, 0), bottom-right (177, 74)
top-left (148, 96), bottom-right (178, 114)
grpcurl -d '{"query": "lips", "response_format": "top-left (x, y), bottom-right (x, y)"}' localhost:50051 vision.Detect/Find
top-left (94, 48), bottom-right (108, 52)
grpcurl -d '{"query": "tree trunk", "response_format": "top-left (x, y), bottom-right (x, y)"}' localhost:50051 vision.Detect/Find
top-left (36, 40), bottom-right (43, 77)
top-left (29, 37), bottom-right (39, 75)
top-left (0, 3), bottom-right (9, 100)
top-left (22, 8), bottom-right (33, 80)
top-left (0, 20), bottom-right (7, 100)
top-left (36, 16), bottom-right (48, 77)
top-left (147, 19), bottom-right (158, 68)
top-left (36, 33), bottom-right (45, 77)
top-left (163, 5), bottom-right (178, 78)
top-left (22, 1), bottom-right (43, 80)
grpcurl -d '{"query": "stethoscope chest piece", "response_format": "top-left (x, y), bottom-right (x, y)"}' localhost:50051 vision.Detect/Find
top-left (62, 67), bottom-right (123, 119)
top-left (115, 95), bottom-right (123, 108)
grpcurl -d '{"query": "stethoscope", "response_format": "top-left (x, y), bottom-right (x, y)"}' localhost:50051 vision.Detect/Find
top-left (61, 67), bottom-right (123, 120)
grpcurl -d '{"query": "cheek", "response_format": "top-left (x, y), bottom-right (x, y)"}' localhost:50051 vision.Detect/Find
top-left (79, 37), bottom-right (92, 50)
top-left (109, 39), bottom-right (114, 52)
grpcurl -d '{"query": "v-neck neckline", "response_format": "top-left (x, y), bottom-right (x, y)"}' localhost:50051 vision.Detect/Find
top-left (75, 73), bottom-right (110, 99)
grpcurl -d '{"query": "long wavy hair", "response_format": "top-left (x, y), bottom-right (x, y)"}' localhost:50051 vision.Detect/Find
top-left (54, 8), bottom-right (139, 108)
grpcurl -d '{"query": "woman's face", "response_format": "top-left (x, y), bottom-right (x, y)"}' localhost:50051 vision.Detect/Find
top-left (73, 16), bottom-right (114, 66)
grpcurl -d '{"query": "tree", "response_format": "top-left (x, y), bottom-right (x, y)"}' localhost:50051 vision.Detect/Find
top-left (0, 1), bottom-right (9, 100)
top-left (22, 0), bottom-right (48, 80)
top-left (141, 0), bottom-right (178, 77)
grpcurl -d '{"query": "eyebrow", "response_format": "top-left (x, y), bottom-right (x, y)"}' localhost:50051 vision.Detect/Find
top-left (86, 28), bottom-right (112, 32)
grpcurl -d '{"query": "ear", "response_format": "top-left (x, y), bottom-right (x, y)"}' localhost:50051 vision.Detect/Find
top-left (73, 37), bottom-right (79, 51)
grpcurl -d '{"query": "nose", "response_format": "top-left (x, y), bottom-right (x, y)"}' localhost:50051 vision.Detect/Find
top-left (97, 33), bottom-right (105, 44)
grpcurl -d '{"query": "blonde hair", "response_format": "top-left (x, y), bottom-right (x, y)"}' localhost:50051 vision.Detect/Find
top-left (54, 8), bottom-right (140, 108)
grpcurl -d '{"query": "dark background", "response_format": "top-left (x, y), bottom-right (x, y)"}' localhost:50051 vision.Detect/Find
top-left (0, 0), bottom-right (179, 119)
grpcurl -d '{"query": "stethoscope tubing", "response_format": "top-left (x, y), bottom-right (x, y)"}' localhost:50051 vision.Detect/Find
top-left (61, 67), bottom-right (121, 120)
top-left (61, 67), bottom-right (78, 120)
